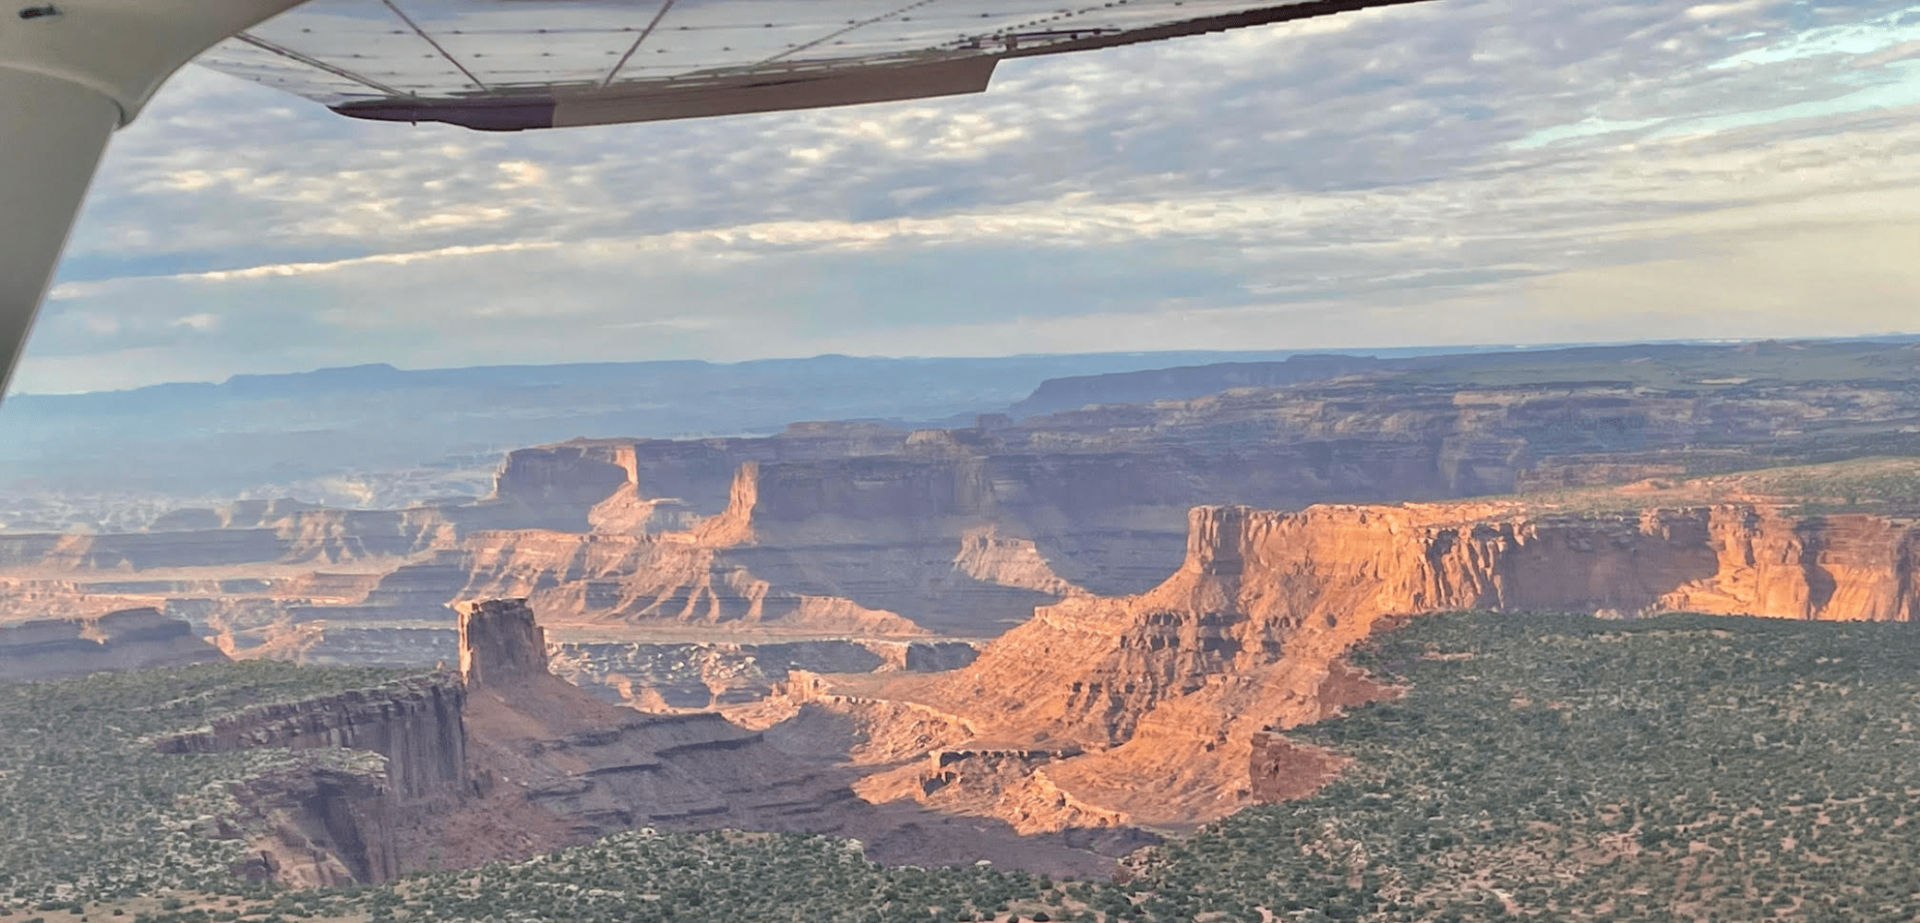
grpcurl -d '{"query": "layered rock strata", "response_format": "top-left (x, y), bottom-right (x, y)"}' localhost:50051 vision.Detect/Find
top-left (155, 671), bottom-right (477, 887)
top-left (458, 597), bottom-right (549, 688)
top-left (832, 501), bottom-right (1920, 832)
top-left (177, 599), bottom-right (1126, 886)
top-left (156, 674), bottom-right (469, 802)
top-left (10, 361), bottom-right (1920, 670)
top-left (222, 763), bottom-right (400, 888)
top-left (0, 608), bottom-right (225, 682)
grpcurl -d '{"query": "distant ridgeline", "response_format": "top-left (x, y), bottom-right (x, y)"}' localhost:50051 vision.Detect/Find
top-left (6, 337), bottom-right (1913, 521)
top-left (0, 350), bottom-right (1306, 504)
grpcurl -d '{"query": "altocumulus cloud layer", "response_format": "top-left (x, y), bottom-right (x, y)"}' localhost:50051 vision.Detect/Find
top-left (18, 0), bottom-right (1920, 393)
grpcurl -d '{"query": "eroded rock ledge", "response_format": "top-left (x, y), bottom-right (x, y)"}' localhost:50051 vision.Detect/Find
top-left (820, 500), bottom-right (1920, 833)
top-left (155, 673), bottom-right (469, 802)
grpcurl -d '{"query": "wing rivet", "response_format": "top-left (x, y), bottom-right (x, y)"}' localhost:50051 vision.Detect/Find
top-left (16, 4), bottom-right (58, 19)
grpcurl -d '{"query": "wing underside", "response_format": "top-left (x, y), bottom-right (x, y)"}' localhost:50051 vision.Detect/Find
top-left (196, 0), bottom-right (1435, 130)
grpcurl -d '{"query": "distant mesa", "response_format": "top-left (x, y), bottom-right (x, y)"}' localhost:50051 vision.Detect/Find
top-left (0, 607), bottom-right (226, 683)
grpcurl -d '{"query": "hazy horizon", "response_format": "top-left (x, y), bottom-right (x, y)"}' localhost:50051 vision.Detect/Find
top-left (14, 331), bottom-right (1920, 398)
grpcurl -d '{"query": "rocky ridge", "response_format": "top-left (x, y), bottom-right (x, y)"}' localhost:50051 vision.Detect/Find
top-left (821, 498), bottom-right (1920, 832)
top-left (156, 673), bottom-right (470, 802)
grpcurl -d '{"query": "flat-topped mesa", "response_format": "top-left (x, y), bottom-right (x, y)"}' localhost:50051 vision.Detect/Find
top-left (457, 598), bottom-right (550, 687)
top-left (0, 607), bottom-right (226, 682)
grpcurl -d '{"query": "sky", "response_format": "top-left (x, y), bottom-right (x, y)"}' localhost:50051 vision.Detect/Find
top-left (16, 0), bottom-right (1920, 393)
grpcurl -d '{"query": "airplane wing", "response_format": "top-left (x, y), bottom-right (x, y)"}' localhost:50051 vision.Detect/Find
top-left (195, 0), bottom-right (1436, 131)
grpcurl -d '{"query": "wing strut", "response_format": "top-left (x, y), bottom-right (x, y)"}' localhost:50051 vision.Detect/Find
top-left (0, 0), bottom-right (306, 398)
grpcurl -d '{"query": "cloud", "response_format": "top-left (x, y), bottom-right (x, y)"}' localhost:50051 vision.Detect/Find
top-left (14, 0), bottom-right (1920, 393)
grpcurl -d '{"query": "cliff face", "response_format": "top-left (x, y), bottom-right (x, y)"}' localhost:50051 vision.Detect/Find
top-left (458, 598), bottom-right (549, 688)
top-left (1662, 510), bottom-right (1920, 621)
top-left (443, 599), bottom-right (1091, 871)
top-left (449, 599), bottom-right (850, 834)
top-left (157, 673), bottom-right (469, 803)
top-left (11, 362), bottom-right (1920, 676)
top-left (458, 451), bottom-right (1107, 638)
top-left (0, 608), bottom-right (226, 682)
top-left (838, 501), bottom-right (1920, 831)
top-left (224, 764), bottom-right (399, 888)
top-left (154, 672), bottom-right (471, 887)
top-left (454, 529), bottom-right (927, 637)
top-left (484, 444), bottom-right (638, 532)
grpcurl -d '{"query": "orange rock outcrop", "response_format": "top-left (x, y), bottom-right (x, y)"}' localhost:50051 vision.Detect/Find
top-left (835, 501), bottom-right (1920, 832)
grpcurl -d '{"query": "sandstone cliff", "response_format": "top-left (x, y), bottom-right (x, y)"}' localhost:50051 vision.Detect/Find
top-left (466, 370), bottom-right (1920, 639)
top-left (152, 671), bottom-right (474, 887)
top-left (450, 599), bottom-right (872, 836)
top-left (454, 528), bottom-right (928, 637)
top-left (157, 673), bottom-right (470, 802)
top-left (445, 599), bottom-right (1121, 875)
top-left (458, 598), bottom-right (549, 688)
top-left (12, 361), bottom-right (1920, 672)
top-left (833, 500), bottom-right (1920, 831)
top-left (0, 608), bottom-right (226, 682)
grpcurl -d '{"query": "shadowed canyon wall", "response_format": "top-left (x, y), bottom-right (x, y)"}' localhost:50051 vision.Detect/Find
top-left (156, 674), bottom-right (470, 802)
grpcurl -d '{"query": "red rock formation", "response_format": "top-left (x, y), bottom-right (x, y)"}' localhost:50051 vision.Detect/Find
top-left (457, 597), bottom-right (550, 688)
top-left (157, 673), bottom-right (470, 802)
top-left (444, 599), bottom-right (1123, 876)
top-left (1661, 509), bottom-right (1920, 621)
top-left (224, 764), bottom-right (399, 888)
top-left (836, 501), bottom-right (1920, 832)
top-left (951, 526), bottom-right (1086, 598)
top-left (546, 637), bottom-right (978, 710)
top-left (455, 528), bottom-right (926, 636)
top-left (157, 672), bottom-right (473, 886)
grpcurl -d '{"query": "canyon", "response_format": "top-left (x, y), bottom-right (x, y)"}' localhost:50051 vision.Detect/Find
top-left (140, 481), bottom-right (1920, 885)
top-left (1, 341), bottom-right (1916, 887)
top-left (794, 492), bottom-right (1920, 834)
top-left (160, 599), bottom-right (1136, 887)
top-left (4, 341), bottom-right (1919, 685)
